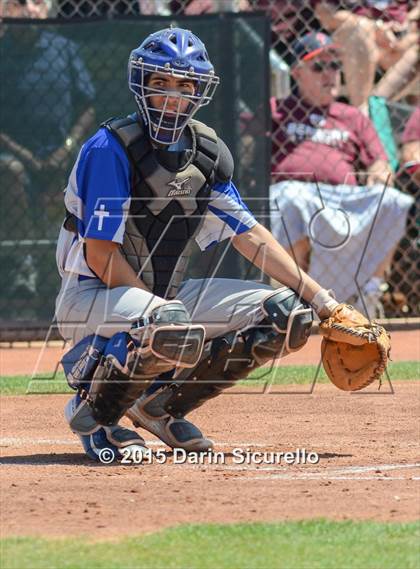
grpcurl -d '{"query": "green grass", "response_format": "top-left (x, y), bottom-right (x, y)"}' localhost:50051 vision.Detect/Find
top-left (245, 360), bottom-right (419, 386)
top-left (0, 361), bottom-right (418, 395)
top-left (0, 372), bottom-right (71, 396)
top-left (1, 521), bottom-right (419, 569)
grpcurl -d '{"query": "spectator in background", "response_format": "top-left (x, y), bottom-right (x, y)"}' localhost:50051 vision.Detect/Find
top-left (251, 0), bottom-right (322, 61)
top-left (269, 32), bottom-right (413, 317)
top-left (141, 0), bottom-right (170, 15)
top-left (0, 0), bottom-right (95, 315)
top-left (400, 106), bottom-right (420, 186)
top-left (313, 1), bottom-right (419, 110)
top-left (168, 0), bottom-right (249, 15)
top-left (0, 0), bottom-right (50, 18)
top-left (180, 0), bottom-right (319, 61)
top-left (385, 104), bottom-right (419, 315)
top-left (271, 33), bottom-right (392, 187)
top-left (56, 0), bottom-right (141, 18)
top-left (0, 0), bottom-right (95, 234)
top-left (168, 0), bottom-right (215, 14)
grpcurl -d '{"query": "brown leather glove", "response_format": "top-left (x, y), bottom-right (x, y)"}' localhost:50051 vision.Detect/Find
top-left (319, 304), bottom-right (391, 391)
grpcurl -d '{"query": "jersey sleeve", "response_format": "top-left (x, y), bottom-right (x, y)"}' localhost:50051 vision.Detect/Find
top-left (195, 181), bottom-right (257, 251)
top-left (76, 132), bottom-right (131, 243)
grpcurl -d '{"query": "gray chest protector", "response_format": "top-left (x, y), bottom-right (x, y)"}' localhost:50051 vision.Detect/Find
top-left (102, 114), bottom-right (234, 299)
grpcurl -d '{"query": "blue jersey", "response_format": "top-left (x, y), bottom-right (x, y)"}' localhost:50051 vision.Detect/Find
top-left (56, 127), bottom-right (257, 278)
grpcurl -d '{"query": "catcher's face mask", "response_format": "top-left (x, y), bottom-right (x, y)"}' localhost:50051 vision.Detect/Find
top-left (129, 63), bottom-right (218, 145)
top-left (128, 27), bottom-right (220, 145)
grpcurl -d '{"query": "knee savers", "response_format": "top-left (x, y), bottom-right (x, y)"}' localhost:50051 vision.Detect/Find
top-left (254, 286), bottom-right (313, 364)
top-left (134, 301), bottom-right (205, 368)
top-left (62, 301), bottom-right (205, 426)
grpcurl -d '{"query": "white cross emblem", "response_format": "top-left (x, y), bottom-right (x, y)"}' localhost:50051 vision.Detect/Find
top-left (94, 204), bottom-right (110, 231)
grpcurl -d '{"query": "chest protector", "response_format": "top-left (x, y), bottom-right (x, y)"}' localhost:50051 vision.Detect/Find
top-left (102, 115), bottom-right (233, 299)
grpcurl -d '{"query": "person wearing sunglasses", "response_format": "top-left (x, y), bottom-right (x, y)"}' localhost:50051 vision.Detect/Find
top-left (271, 32), bottom-right (392, 186)
top-left (270, 32), bottom-right (413, 319)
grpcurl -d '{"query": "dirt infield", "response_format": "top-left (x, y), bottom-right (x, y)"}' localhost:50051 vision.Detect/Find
top-left (1, 330), bottom-right (419, 539)
top-left (1, 330), bottom-right (419, 376)
top-left (1, 380), bottom-right (419, 538)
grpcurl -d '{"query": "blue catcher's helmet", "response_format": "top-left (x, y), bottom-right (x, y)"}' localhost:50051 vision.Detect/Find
top-left (128, 27), bottom-right (219, 145)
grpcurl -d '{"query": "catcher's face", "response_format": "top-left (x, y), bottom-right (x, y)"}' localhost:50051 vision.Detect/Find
top-left (293, 51), bottom-right (341, 107)
top-left (147, 73), bottom-right (196, 117)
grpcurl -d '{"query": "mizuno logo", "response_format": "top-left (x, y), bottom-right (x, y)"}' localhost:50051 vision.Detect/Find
top-left (167, 176), bottom-right (192, 197)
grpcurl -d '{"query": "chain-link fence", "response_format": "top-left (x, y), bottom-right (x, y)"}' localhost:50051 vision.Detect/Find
top-left (0, 10), bottom-right (270, 335)
top-left (0, 0), bottom-right (418, 340)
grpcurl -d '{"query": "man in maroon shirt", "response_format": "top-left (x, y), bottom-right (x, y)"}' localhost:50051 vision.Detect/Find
top-left (270, 32), bottom-right (413, 318)
top-left (271, 32), bottom-right (391, 186)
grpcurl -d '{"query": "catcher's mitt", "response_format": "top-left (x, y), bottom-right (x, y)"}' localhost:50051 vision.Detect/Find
top-left (319, 304), bottom-right (391, 391)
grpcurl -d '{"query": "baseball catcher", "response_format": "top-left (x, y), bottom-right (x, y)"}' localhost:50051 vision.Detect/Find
top-left (56, 27), bottom-right (390, 462)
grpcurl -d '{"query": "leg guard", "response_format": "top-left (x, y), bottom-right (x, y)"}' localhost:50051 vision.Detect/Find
top-left (156, 331), bottom-right (256, 418)
top-left (256, 286), bottom-right (313, 360)
top-left (88, 332), bottom-right (156, 426)
top-left (137, 287), bottom-right (313, 418)
top-left (64, 331), bottom-right (157, 432)
top-left (62, 301), bottom-right (205, 429)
